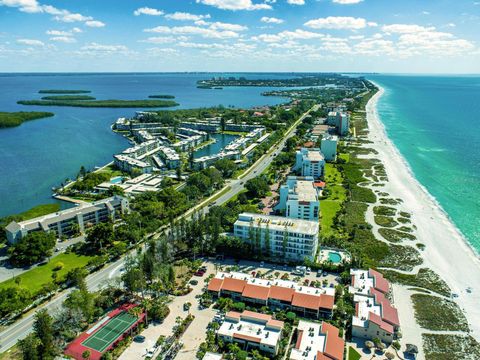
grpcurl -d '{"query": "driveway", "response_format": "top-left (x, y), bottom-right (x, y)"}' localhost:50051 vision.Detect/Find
top-left (119, 261), bottom-right (217, 360)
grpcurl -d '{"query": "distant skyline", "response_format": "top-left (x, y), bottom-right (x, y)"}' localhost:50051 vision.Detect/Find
top-left (1, 0), bottom-right (479, 73)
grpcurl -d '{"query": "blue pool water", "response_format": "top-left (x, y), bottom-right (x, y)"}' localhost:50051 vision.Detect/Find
top-left (109, 176), bottom-right (124, 184)
top-left (368, 75), bottom-right (480, 254)
top-left (328, 252), bottom-right (342, 264)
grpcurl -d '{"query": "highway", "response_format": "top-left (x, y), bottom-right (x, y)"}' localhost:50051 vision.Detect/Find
top-left (0, 105), bottom-right (315, 353)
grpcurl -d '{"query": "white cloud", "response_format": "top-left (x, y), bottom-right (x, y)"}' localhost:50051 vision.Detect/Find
top-left (208, 21), bottom-right (248, 31)
top-left (140, 36), bottom-right (187, 44)
top-left (332, 0), bottom-right (363, 4)
top-left (287, 0), bottom-right (305, 5)
top-left (253, 29), bottom-right (324, 42)
top-left (81, 42), bottom-right (128, 52)
top-left (72, 27), bottom-right (82, 33)
top-left (382, 24), bottom-right (435, 34)
top-left (165, 12), bottom-right (210, 21)
top-left (85, 20), bottom-right (105, 28)
top-left (50, 36), bottom-right (76, 43)
top-left (261, 16), bottom-right (284, 24)
top-left (195, 0), bottom-right (271, 11)
top-left (305, 16), bottom-right (374, 30)
top-left (16, 38), bottom-right (44, 46)
top-left (46, 29), bottom-right (70, 36)
top-left (0, 0), bottom-right (105, 26)
top-left (145, 25), bottom-right (240, 39)
top-left (133, 7), bottom-right (164, 16)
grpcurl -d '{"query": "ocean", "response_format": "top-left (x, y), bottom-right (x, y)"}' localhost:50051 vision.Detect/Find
top-left (368, 75), bottom-right (480, 253)
top-left (0, 73), bottom-right (288, 218)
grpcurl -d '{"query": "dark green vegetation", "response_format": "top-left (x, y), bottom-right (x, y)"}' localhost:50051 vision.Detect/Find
top-left (148, 94), bottom-right (175, 99)
top-left (423, 334), bottom-right (480, 360)
top-left (412, 294), bottom-right (468, 331)
top-left (41, 95), bottom-right (96, 101)
top-left (379, 228), bottom-right (416, 242)
top-left (8, 232), bottom-right (56, 267)
top-left (38, 89), bottom-right (91, 94)
top-left (0, 111), bottom-right (54, 128)
top-left (199, 73), bottom-right (365, 90)
top-left (17, 99), bottom-right (178, 108)
top-left (382, 268), bottom-right (451, 296)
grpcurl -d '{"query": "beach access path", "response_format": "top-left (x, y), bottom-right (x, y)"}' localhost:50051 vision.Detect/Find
top-left (366, 87), bottom-right (480, 341)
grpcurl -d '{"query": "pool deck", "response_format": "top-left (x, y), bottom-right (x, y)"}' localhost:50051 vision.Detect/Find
top-left (317, 248), bottom-right (351, 264)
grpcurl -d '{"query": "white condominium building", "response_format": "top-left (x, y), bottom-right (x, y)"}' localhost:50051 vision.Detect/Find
top-left (294, 148), bottom-right (325, 179)
top-left (276, 176), bottom-right (320, 221)
top-left (217, 310), bottom-right (284, 355)
top-left (320, 134), bottom-right (338, 162)
top-left (5, 196), bottom-right (129, 244)
top-left (234, 213), bottom-right (319, 262)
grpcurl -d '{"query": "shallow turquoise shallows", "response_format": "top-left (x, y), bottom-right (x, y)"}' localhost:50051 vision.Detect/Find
top-left (368, 75), bottom-right (480, 254)
top-left (0, 73), bottom-right (289, 217)
top-left (328, 252), bottom-right (342, 264)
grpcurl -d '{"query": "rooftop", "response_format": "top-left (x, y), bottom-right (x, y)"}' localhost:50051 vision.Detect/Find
top-left (235, 213), bottom-right (319, 235)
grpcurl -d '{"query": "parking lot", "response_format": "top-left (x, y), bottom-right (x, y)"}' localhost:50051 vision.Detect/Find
top-left (118, 258), bottom-right (340, 359)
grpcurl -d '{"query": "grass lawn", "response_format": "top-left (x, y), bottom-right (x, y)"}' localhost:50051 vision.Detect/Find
top-left (320, 200), bottom-right (341, 237)
top-left (339, 153), bottom-right (350, 163)
top-left (15, 203), bottom-right (61, 221)
top-left (0, 344), bottom-right (21, 360)
top-left (324, 163), bottom-right (343, 184)
top-left (0, 253), bottom-right (94, 295)
top-left (348, 346), bottom-right (361, 360)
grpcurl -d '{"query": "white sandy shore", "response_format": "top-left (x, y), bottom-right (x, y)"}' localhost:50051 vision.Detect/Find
top-left (366, 85), bottom-right (480, 341)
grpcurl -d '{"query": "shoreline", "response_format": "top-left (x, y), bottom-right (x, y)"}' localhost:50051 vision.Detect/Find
top-left (366, 84), bottom-right (480, 340)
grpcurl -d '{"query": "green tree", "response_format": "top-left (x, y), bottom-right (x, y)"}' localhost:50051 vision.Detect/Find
top-left (85, 222), bottom-right (114, 251)
top-left (33, 309), bottom-right (55, 359)
top-left (18, 334), bottom-right (39, 360)
top-left (8, 232), bottom-right (56, 267)
top-left (245, 176), bottom-right (269, 198)
top-left (214, 158), bottom-right (237, 178)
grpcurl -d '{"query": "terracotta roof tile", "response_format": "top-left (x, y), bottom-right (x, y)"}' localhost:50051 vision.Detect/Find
top-left (207, 278), bottom-right (223, 292)
top-left (242, 284), bottom-right (270, 301)
top-left (233, 333), bottom-right (261, 343)
top-left (221, 278), bottom-right (247, 293)
top-left (319, 295), bottom-right (335, 310)
top-left (369, 269), bottom-right (390, 294)
top-left (269, 285), bottom-right (295, 302)
top-left (322, 322), bottom-right (345, 360)
top-left (369, 312), bottom-right (394, 334)
top-left (291, 293), bottom-right (320, 310)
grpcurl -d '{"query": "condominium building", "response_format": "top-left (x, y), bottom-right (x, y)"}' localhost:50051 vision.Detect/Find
top-left (122, 140), bottom-right (160, 159)
top-left (290, 320), bottom-right (345, 360)
top-left (349, 269), bottom-right (400, 344)
top-left (276, 176), bottom-right (320, 221)
top-left (157, 146), bottom-right (180, 169)
top-left (234, 213), bottom-right (319, 262)
top-left (320, 134), bottom-right (338, 162)
top-left (294, 148), bottom-right (325, 179)
top-left (113, 155), bottom-right (153, 174)
top-left (208, 272), bottom-right (335, 319)
top-left (336, 113), bottom-right (350, 136)
top-left (5, 196), bottom-right (129, 244)
top-left (217, 310), bottom-right (284, 355)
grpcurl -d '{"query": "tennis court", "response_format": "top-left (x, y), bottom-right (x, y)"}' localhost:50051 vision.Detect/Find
top-left (81, 312), bottom-right (138, 352)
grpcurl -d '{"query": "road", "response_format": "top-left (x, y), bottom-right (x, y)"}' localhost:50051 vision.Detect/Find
top-left (0, 105), bottom-right (316, 353)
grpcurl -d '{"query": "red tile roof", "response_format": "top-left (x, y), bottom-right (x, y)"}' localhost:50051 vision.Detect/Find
top-left (221, 278), bottom-right (247, 293)
top-left (269, 285), bottom-right (295, 302)
top-left (321, 322), bottom-right (345, 360)
top-left (295, 330), bottom-right (304, 349)
top-left (369, 269), bottom-right (390, 294)
top-left (291, 293), bottom-right (320, 310)
top-left (242, 284), bottom-right (270, 301)
top-left (241, 310), bottom-right (272, 322)
top-left (233, 333), bottom-right (261, 343)
top-left (369, 312), bottom-right (394, 334)
top-left (207, 278), bottom-right (224, 292)
top-left (369, 288), bottom-right (400, 327)
top-left (319, 295), bottom-right (335, 310)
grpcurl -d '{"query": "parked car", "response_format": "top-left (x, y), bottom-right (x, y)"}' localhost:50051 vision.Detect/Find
top-left (134, 335), bottom-right (145, 343)
top-left (189, 279), bottom-right (198, 286)
top-left (194, 271), bottom-right (205, 277)
top-left (183, 302), bottom-right (191, 311)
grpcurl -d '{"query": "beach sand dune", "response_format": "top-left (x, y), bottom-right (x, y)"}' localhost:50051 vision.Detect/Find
top-left (366, 87), bottom-right (480, 340)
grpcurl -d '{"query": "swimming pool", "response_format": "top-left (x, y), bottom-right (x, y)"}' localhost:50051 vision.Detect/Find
top-left (110, 176), bottom-right (124, 184)
top-left (328, 252), bottom-right (342, 264)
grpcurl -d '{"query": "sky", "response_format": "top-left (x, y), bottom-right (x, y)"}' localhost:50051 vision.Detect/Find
top-left (0, 0), bottom-right (479, 73)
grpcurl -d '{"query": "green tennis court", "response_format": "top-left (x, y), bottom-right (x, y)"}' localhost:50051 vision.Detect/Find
top-left (82, 312), bottom-right (138, 352)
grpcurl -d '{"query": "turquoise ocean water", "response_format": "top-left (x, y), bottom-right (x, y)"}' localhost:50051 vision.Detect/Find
top-left (368, 75), bottom-right (480, 254)
top-left (0, 73), bottom-right (289, 217)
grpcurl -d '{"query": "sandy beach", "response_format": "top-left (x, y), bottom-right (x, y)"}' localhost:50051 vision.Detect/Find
top-left (366, 85), bottom-right (480, 341)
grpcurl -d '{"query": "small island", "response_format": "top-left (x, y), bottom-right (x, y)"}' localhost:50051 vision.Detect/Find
top-left (17, 99), bottom-right (179, 108)
top-left (148, 94), bottom-right (175, 99)
top-left (0, 111), bottom-right (54, 128)
top-left (38, 89), bottom-right (91, 94)
top-left (41, 95), bottom-right (96, 101)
